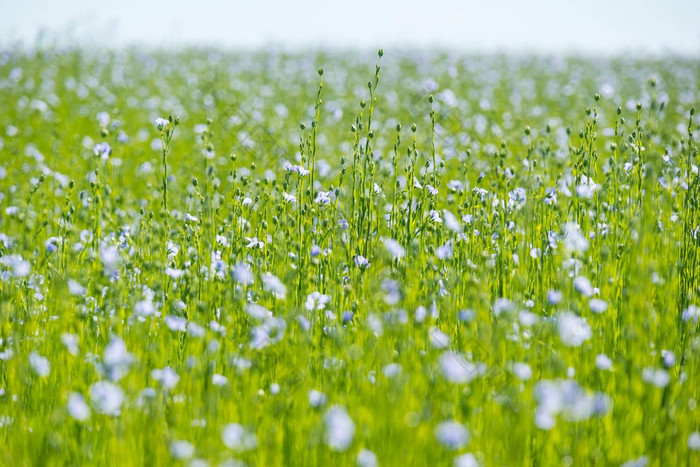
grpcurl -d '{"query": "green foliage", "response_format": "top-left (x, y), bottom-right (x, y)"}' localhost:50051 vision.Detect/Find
top-left (0, 47), bottom-right (699, 466)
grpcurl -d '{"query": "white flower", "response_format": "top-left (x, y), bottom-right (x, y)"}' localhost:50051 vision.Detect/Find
top-left (45, 236), bottom-right (61, 253)
top-left (429, 210), bottom-right (442, 223)
top-left (222, 423), bottom-right (257, 451)
top-left (589, 298), bottom-right (608, 313)
top-left (93, 142), bottom-right (112, 160)
top-left (155, 117), bottom-right (169, 131)
top-left (103, 336), bottom-right (134, 381)
top-left (557, 312), bottom-right (592, 347)
top-left (355, 255), bottom-right (370, 269)
top-left (97, 111), bottom-right (110, 127)
top-left (447, 180), bottom-right (463, 191)
top-left (29, 352), bottom-right (50, 377)
top-left (383, 363), bottom-right (402, 378)
top-left (67, 393), bottom-right (91, 421)
top-left (308, 242), bottom-right (321, 258)
top-left (620, 456), bottom-right (649, 467)
top-left (246, 303), bottom-right (272, 320)
top-left (68, 279), bottom-right (86, 296)
top-left (315, 191), bottom-right (333, 205)
top-left (435, 420), bottom-right (470, 450)
top-left (439, 352), bottom-right (481, 384)
top-left (367, 313), bottom-right (383, 337)
top-left (169, 440), bottom-right (195, 459)
top-left (249, 316), bottom-right (286, 349)
top-left (382, 237), bottom-right (405, 259)
top-left (357, 449), bottom-right (378, 467)
top-left (61, 333), bottom-right (79, 356)
top-left (165, 267), bottom-right (185, 279)
top-left (518, 310), bottom-right (538, 326)
top-left (576, 184), bottom-right (595, 198)
top-left (151, 367), bottom-right (180, 390)
top-left (245, 303), bottom-right (272, 320)
top-left (89, 381), bottom-right (124, 416)
top-left (682, 305), bottom-right (699, 323)
top-left (0, 254), bottom-right (31, 277)
top-left (661, 349), bottom-right (675, 368)
top-left (305, 291), bottom-right (331, 311)
top-left (297, 315), bottom-right (311, 331)
top-left (234, 262), bottom-right (254, 285)
top-left (562, 222), bottom-right (588, 253)
top-left (454, 453), bottom-right (479, 467)
top-left (508, 187), bottom-right (526, 210)
top-left (576, 175), bottom-right (598, 199)
top-left (308, 389), bottom-right (328, 408)
top-left (596, 354), bottom-right (613, 371)
top-left (134, 300), bottom-right (156, 317)
top-left (429, 327), bottom-right (451, 349)
top-left (688, 431), bottom-right (700, 451)
top-left (415, 306), bottom-right (427, 323)
top-left (216, 234), bottom-right (230, 247)
top-left (573, 276), bottom-right (594, 297)
top-left (443, 209), bottom-right (462, 233)
top-left (512, 362), bottom-right (532, 381)
top-left (188, 322), bottom-right (205, 338)
top-left (167, 241), bottom-right (180, 259)
top-left (212, 374), bottom-right (228, 386)
top-left (164, 315), bottom-right (188, 332)
top-left (324, 405), bottom-right (355, 452)
top-left (547, 289), bottom-right (563, 305)
top-left (283, 162), bottom-right (310, 177)
top-left (262, 273), bottom-right (287, 299)
top-left (436, 242), bottom-right (453, 260)
top-left (544, 187), bottom-right (557, 205)
top-left (493, 298), bottom-right (515, 317)
top-left (534, 379), bottom-right (610, 430)
top-left (245, 236), bottom-right (264, 249)
top-left (382, 279), bottom-right (401, 305)
top-left (100, 244), bottom-right (121, 275)
top-left (642, 367), bottom-right (670, 388)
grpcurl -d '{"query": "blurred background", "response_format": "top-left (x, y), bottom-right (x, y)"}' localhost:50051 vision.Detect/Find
top-left (1, 0), bottom-right (699, 55)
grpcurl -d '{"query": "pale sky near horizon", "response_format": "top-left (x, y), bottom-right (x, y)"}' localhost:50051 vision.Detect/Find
top-left (1, 0), bottom-right (699, 54)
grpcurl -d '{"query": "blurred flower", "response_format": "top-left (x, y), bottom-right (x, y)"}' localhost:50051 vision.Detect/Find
top-left (435, 420), bottom-right (469, 450)
top-left (89, 381), bottom-right (124, 416)
top-left (67, 393), bottom-right (91, 421)
top-left (93, 142), bottom-right (112, 160)
top-left (29, 352), bottom-right (50, 377)
top-left (222, 423), bottom-right (257, 451)
top-left (324, 405), bottom-right (355, 451)
top-left (557, 312), bottom-right (592, 347)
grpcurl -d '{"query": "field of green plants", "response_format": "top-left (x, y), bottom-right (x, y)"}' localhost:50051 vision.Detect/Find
top-left (0, 47), bottom-right (699, 466)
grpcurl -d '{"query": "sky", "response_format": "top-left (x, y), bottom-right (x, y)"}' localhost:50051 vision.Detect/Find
top-left (1, 0), bottom-right (699, 54)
